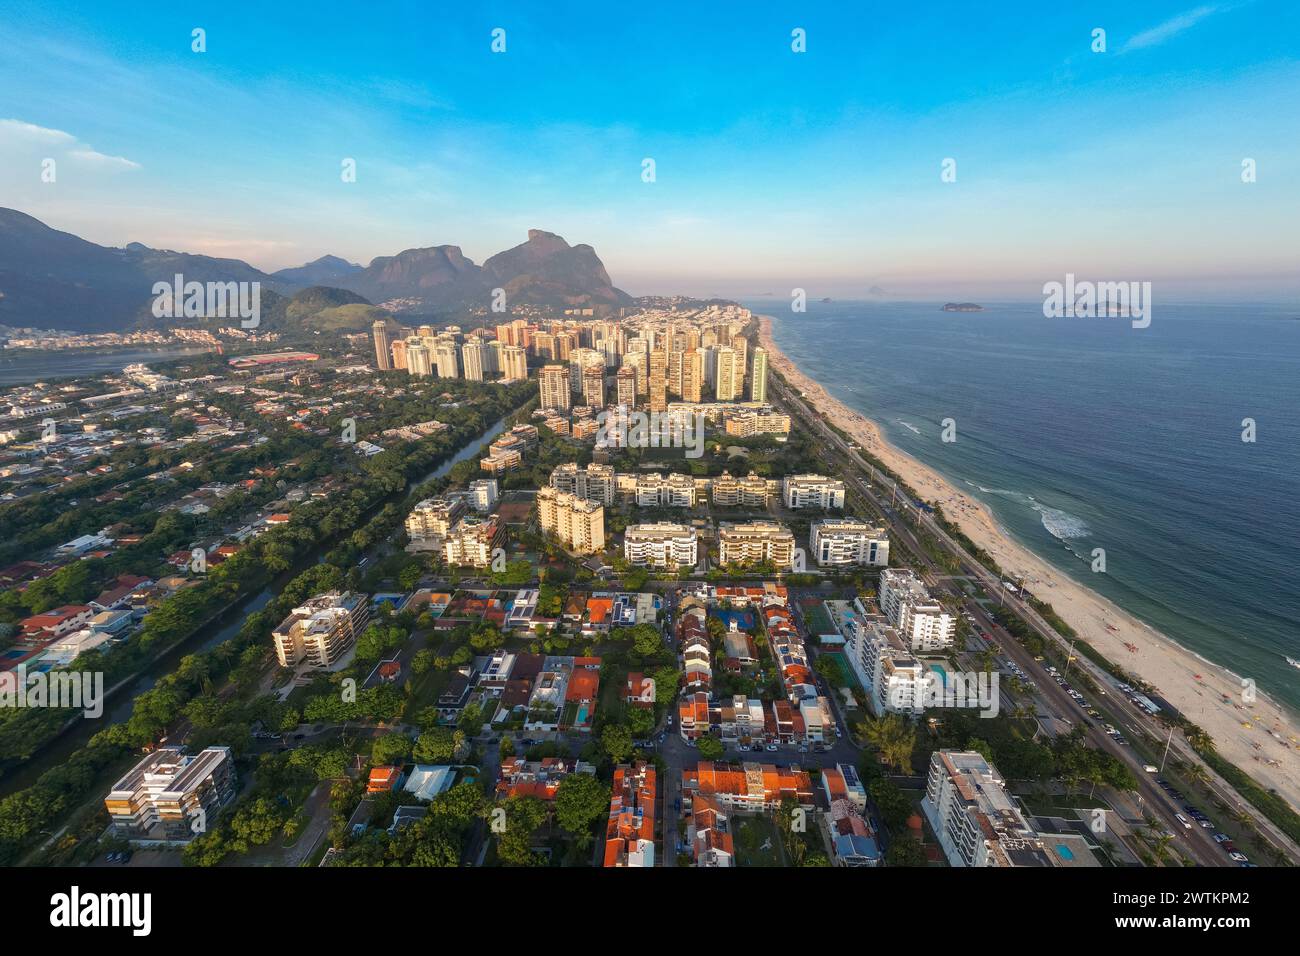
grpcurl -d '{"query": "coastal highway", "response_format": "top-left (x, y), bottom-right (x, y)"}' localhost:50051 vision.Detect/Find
top-left (768, 372), bottom-right (1294, 866)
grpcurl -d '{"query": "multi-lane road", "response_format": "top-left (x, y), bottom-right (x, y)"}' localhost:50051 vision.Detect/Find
top-left (769, 372), bottom-right (1296, 867)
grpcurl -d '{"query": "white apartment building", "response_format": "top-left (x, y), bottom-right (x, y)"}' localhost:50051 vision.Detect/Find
top-left (922, 751), bottom-right (1059, 867)
top-left (717, 521), bottom-right (796, 570)
top-left (443, 516), bottom-right (503, 568)
top-left (723, 409), bottom-right (790, 438)
top-left (709, 470), bottom-right (776, 508)
top-left (405, 496), bottom-right (468, 546)
top-left (783, 474), bottom-right (846, 510)
top-left (714, 347), bottom-right (741, 401)
top-left (537, 486), bottom-right (606, 553)
top-left (879, 568), bottom-right (955, 651)
top-left (372, 320), bottom-right (392, 370)
top-left (105, 747), bottom-right (236, 842)
top-left (500, 344), bottom-right (528, 382)
top-left (433, 338), bottom-right (460, 378)
top-left (550, 461), bottom-right (617, 506)
top-left (634, 472), bottom-right (697, 508)
top-left (811, 518), bottom-right (890, 567)
top-left (847, 615), bottom-right (927, 716)
top-left (405, 339), bottom-right (432, 377)
top-left (468, 479), bottom-right (499, 513)
top-left (461, 341), bottom-right (488, 381)
top-left (749, 346), bottom-right (768, 402)
top-left (272, 591), bottom-right (370, 668)
top-left (624, 522), bottom-right (698, 569)
top-left (539, 364), bottom-right (571, 411)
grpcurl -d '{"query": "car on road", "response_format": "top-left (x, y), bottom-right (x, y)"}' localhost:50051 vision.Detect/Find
top-left (1228, 852), bottom-right (1249, 863)
top-left (766, 744), bottom-right (778, 752)
top-left (1213, 833), bottom-right (1230, 844)
top-left (1175, 813), bottom-right (1193, 829)
top-left (1143, 765), bottom-right (1158, 773)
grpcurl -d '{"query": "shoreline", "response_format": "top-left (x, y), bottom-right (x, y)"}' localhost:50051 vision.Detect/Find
top-left (758, 313), bottom-right (1300, 808)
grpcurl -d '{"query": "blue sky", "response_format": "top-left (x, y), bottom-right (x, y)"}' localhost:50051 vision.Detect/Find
top-left (1, 0), bottom-right (1297, 298)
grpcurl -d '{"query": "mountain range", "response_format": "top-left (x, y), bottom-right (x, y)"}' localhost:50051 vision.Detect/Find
top-left (0, 209), bottom-right (631, 332)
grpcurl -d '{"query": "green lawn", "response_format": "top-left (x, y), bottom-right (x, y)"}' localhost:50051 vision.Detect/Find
top-left (404, 667), bottom-right (452, 718)
top-left (734, 816), bottom-right (783, 867)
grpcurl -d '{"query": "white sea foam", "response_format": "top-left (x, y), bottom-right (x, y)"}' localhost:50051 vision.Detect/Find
top-left (895, 419), bottom-right (922, 436)
top-left (1034, 503), bottom-right (1090, 541)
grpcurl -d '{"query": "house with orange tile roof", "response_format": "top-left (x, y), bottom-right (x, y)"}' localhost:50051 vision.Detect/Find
top-left (604, 762), bottom-right (656, 867)
top-left (626, 672), bottom-right (655, 709)
top-left (496, 756), bottom-right (596, 802)
top-left (821, 763), bottom-right (868, 812)
top-left (678, 691), bottom-right (711, 741)
top-left (687, 793), bottom-right (735, 867)
top-left (583, 594), bottom-right (614, 634)
top-left (562, 665), bottom-right (601, 732)
top-left (367, 765), bottom-right (405, 794)
top-left (682, 760), bottom-right (814, 813)
top-left (20, 604), bottom-right (93, 641)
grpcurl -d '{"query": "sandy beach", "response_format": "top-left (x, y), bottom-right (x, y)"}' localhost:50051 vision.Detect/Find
top-left (759, 315), bottom-right (1300, 808)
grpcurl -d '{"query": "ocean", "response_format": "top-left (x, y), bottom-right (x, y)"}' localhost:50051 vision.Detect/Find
top-left (753, 299), bottom-right (1300, 712)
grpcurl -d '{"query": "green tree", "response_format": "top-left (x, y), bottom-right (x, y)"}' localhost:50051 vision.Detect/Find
top-left (497, 796), bottom-right (547, 867)
top-left (886, 836), bottom-right (927, 867)
top-left (602, 724), bottom-right (634, 764)
top-left (696, 736), bottom-right (725, 761)
top-left (372, 731), bottom-right (412, 766)
top-left (554, 773), bottom-right (610, 849)
top-left (413, 727), bottom-right (463, 764)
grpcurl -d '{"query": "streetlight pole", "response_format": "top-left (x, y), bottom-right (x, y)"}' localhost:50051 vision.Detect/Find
top-left (1159, 725), bottom-right (1175, 774)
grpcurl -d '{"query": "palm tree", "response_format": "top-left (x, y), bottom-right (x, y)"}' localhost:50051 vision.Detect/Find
top-left (863, 714), bottom-right (916, 773)
top-left (1151, 832), bottom-right (1175, 865)
top-left (1184, 725), bottom-right (1216, 754)
top-left (1182, 762), bottom-right (1209, 788)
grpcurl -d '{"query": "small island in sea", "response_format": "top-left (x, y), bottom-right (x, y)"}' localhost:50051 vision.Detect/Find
top-left (941, 302), bottom-right (985, 312)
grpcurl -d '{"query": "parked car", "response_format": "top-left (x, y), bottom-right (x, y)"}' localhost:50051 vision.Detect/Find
top-left (1175, 813), bottom-right (1193, 829)
top-left (1229, 852), bottom-right (1249, 863)
top-left (1143, 765), bottom-right (1158, 773)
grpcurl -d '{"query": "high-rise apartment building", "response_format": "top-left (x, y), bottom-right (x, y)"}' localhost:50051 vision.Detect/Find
top-left (714, 347), bottom-right (741, 401)
top-left (501, 345), bottom-right (528, 381)
top-left (272, 591), bottom-right (370, 668)
top-left (539, 364), bottom-right (572, 411)
top-left (750, 346), bottom-right (768, 402)
top-left (373, 320), bottom-right (393, 370)
top-left (536, 486), bottom-right (605, 553)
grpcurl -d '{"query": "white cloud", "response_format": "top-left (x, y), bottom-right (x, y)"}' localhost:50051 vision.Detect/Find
top-left (0, 118), bottom-right (76, 144)
top-left (67, 148), bottom-right (140, 170)
top-left (1120, 5), bottom-right (1223, 53)
top-left (0, 117), bottom-right (139, 169)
